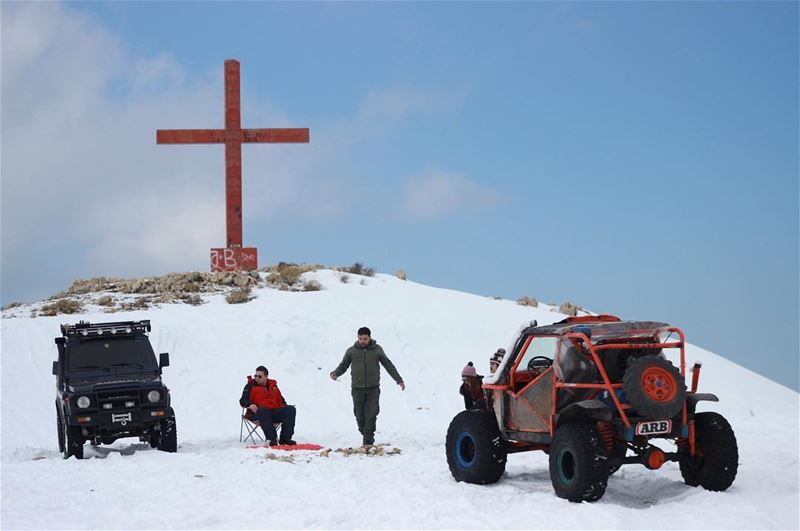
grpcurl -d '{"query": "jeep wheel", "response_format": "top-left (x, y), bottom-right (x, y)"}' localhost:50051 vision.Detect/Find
top-left (446, 410), bottom-right (506, 484)
top-left (679, 412), bottom-right (738, 491)
top-left (623, 355), bottom-right (685, 419)
top-left (549, 423), bottom-right (609, 502)
top-left (156, 417), bottom-right (178, 453)
top-left (56, 405), bottom-right (65, 454)
top-left (63, 422), bottom-right (84, 460)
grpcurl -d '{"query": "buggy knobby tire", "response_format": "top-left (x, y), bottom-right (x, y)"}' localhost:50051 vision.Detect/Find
top-left (679, 412), bottom-right (738, 491)
top-left (63, 421), bottom-right (84, 460)
top-left (156, 417), bottom-right (178, 453)
top-left (446, 410), bottom-right (506, 484)
top-left (623, 355), bottom-right (685, 419)
top-left (549, 423), bottom-right (609, 502)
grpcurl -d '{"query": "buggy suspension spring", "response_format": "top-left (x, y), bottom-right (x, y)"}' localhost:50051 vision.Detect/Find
top-left (597, 422), bottom-right (614, 453)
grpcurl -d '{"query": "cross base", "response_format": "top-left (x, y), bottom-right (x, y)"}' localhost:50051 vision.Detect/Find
top-left (211, 247), bottom-right (258, 272)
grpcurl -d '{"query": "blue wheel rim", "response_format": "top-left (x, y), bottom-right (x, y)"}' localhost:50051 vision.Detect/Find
top-left (557, 447), bottom-right (575, 485)
top-left (455, 431), bottom-right (476, 468)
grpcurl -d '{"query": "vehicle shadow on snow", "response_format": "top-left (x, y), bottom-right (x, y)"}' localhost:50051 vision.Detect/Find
top-left (86, 443), bottom-right (155, 458)
top-left (603, 474), bottom-right (695, 508)
top-left (502, 468), bottom-right (695, 507)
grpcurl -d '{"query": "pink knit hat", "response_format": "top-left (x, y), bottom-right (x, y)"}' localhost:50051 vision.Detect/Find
top-left (461, 362), bottom-right (477, 377)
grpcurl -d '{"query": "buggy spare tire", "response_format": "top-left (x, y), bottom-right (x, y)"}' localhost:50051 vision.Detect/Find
top-left (446, 410), bottom-right (506, 484)
top-left (623, 355), bottom-right (685, 419)
top-left (679, 412), bottom-right (738, 491)
top-left (549, 422), bottom-right (610, 502)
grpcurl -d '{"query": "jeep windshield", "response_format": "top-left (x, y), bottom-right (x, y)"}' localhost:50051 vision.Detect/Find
top-left (66, 337), bottom-right (157, 374)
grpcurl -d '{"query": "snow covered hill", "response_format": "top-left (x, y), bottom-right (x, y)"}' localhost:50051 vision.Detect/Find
top-left (1, 270), bottom-right (798, 529)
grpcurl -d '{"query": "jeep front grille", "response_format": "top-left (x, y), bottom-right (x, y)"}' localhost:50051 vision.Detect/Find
top-left (97, 390), bottom-right (140, 410)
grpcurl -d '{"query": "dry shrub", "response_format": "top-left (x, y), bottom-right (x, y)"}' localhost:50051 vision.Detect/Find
top-left (517, 296), bottom-right (538, 307)
top-left (121, 297), bottom-right (152, 311)
top-left (343, 262), bottom-right (375, 277)
top-left (182, 294), bottom-right (204, 306)
top-left (394, 270), bottom-right (407, 281)
top-left (1, 302), bottom-right (22, 311)
top-left (558, 301), bottom-right (578, 316)
top-left (278, 266), bottom-right (302, 286)
top-left (226, 287), bottom-right (252, 304)
top-left (39, 299), bottom-right (84, 316)
top-left (339, 273), bottom-right (350, 284)
top-left (302, 280), bottom-right (323, 292)
top-left (95, 296), bottom-right (115, 307)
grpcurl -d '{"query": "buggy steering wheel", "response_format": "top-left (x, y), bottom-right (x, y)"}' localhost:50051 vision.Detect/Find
top-left (526, 356), bottom-right (553, 379)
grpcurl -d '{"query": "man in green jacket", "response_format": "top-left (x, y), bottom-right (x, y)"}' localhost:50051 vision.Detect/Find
top-left (330, 326), bottom-right (405, 446)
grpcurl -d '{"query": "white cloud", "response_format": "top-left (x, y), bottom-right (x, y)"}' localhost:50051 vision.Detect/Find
top-left (0, 2), bottom-right (340, 287)
top-left (398, 169), bottom-right (501, 220)
top-left (0, 2), bottom-right (474, 301)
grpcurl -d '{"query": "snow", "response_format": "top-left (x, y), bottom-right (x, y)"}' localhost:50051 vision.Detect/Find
top-left (1, 270), bottom-right (798, 529)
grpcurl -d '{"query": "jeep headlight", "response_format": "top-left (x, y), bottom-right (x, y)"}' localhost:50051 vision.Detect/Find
top-left (147, 390), bottom-right (161, 403)
top-left (76, 396), bottom-right (91, 409)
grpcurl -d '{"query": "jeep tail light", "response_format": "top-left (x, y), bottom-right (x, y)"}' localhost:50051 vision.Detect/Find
top-left (77, 416), bottom-right (91, 423)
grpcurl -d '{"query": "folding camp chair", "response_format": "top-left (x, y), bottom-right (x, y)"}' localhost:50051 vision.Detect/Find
top-left (239, 409), bottom-right (281, 444)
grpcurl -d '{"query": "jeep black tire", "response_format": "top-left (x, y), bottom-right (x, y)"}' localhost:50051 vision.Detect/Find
top-left (446, 410), bottom-right (506, 484)
top-left (623, 355), bottom-right (685, 419)
top-left (679, 412), bottom-right (738, 491)
top-left (549, 423), bottom-right (609, 502)
top-left (156, 417), bottom-right (178, 453)
top-left (63, 422), bottom-right (84, 460)
top-left (56, 405), bottom-right (65, 454)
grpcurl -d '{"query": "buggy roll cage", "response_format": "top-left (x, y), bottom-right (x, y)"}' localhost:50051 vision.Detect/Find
top-left (483, 321), bottom-right (691, 436)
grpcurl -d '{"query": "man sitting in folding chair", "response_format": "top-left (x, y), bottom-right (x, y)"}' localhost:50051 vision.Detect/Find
top-left (239, 365), bottom-right (297, 446)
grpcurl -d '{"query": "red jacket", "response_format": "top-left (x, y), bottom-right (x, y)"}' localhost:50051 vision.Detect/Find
top-left (239, 375), bottom-right (287, 410)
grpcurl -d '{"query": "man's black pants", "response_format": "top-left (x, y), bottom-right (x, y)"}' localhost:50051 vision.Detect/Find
top-left (255, 405), bottom-right (296, 442)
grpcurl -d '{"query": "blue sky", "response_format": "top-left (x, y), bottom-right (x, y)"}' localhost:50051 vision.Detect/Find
top-left (2, 2), bottom-right (797, 390)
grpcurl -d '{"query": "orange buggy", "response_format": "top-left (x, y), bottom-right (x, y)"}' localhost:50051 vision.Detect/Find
top-left (446, 315), bottom-right (738, 502)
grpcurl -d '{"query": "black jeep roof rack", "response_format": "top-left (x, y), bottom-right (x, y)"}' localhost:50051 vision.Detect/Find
top-left (60, 320), bottom-right (151, 338)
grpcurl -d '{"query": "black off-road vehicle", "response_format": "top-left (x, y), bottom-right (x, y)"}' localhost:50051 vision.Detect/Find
top-left (446, 315), bottom-right (738, 502)
top-left (53, 320), bottom-right (177, 459)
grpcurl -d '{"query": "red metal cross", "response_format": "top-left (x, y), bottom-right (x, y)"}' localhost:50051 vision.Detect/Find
top-left (157, 59), bottom-right (309, 271)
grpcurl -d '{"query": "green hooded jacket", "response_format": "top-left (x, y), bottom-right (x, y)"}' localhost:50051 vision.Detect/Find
top-left (333, 339), bottom-right (403, 388)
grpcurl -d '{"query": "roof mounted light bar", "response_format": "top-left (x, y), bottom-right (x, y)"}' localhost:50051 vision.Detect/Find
top-left (61, 320), bottom-right (151, 338)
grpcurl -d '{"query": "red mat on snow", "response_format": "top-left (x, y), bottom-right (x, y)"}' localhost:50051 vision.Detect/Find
top-left (246, 443), bottom-right (325, 451)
